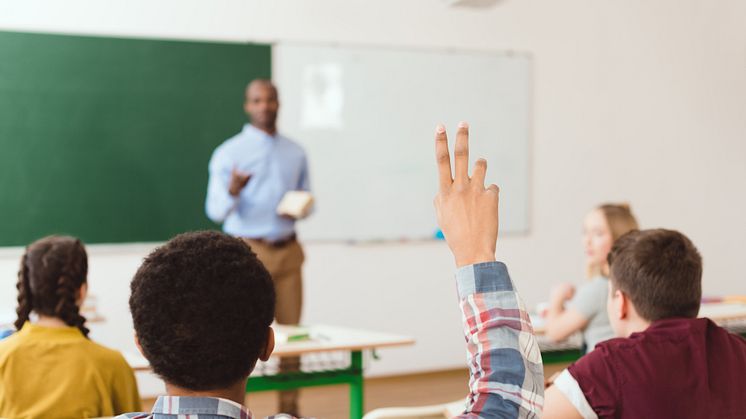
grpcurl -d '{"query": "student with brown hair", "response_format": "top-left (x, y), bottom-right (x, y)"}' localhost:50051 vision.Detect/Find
top-left (543, 229), bottom-right (746, 418)
top-left (544, 204), bottom-right (639, 352)
top-left (0, 235), bottom-right (141, 419)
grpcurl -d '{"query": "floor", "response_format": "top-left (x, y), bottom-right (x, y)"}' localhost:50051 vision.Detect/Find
top-left (143, 363), bottom-right (570, 419)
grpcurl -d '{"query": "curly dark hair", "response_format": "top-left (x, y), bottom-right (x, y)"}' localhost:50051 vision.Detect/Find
top-left (129, 231), bottom-right (276, 391)
top-left (15, 235), bottom-right (89, 337)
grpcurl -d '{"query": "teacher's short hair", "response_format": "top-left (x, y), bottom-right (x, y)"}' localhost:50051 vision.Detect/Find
top-left (129, 230), bottom-right (275, 390)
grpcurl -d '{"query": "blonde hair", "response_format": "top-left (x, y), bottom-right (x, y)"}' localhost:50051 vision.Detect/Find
top-left (587, 203), bottom-right (639, 278)
top-left (599, 203), bottom-right (639, 241)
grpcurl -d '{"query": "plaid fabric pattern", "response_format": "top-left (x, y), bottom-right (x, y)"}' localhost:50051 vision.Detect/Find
top-left (455, 262), bottom-right (544, 418)
top-left (115, 396), bottom-right (296, 419)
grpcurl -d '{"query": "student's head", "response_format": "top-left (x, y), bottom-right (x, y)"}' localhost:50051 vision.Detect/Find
top-left (583, 203), bottom-right (639, 277)
top-left (14, 235), bottom-right (89, 336)
top-left (129, 231), bottom-right (276, 391)
top-left (244, 79), bottom-right (279, 130)
top-left (606, 229), bottom-right (702, 337)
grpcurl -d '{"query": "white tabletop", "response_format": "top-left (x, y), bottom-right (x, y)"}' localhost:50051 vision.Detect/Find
top-left (271, 324), bottom-right (414, 357)
top-left (698, 302), bottom-right (746, 321)
top-left (124, 324), bottom-right (414, 371)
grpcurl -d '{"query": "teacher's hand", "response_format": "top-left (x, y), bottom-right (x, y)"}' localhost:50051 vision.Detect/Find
top-left (229, 168), bottom-right (252, 196)
top-left (433, 122), bottom-right (499, 268)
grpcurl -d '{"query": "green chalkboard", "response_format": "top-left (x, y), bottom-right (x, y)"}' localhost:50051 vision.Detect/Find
top-left (0, 31), bottom-right (271, 246)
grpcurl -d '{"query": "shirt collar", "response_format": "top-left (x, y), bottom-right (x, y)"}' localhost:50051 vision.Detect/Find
top-left (243, 123), bottom-right (278, 141)
top-left (19, 321), bottom-right (84, 339)
top-left (151, 396), bottom-right (252, 419)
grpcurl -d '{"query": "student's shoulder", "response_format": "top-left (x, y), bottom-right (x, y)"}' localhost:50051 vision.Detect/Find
top-left (582, 276), bottom-right (610, 292)
top-left (0, 332), bottom-right (22, 359)
top-left (705, 318), bottom-right (746, 349)
top-left (81, 340), bottom-right (132, 370)
top-left (568, 337), bottom-right (631, 379)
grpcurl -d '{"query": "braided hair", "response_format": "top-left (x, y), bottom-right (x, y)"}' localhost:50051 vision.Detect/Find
top-left (14, 236), bottom-right (90, 337)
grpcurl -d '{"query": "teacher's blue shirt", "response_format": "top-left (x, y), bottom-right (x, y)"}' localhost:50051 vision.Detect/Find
top-left (205, 124), bottom-right (310, 241)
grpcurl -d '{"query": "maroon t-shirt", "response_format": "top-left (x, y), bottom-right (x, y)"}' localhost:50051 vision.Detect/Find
top-left (568, 318), bottom-right (746, 418)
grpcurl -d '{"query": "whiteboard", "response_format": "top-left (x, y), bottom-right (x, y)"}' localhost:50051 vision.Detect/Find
top-left (274, 43), bottom-right (531, 241)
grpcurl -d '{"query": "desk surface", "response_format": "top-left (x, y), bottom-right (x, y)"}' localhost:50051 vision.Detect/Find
top-left (271, 324), bottom-right (414, 357)
top-left (531, 301), bottom-right (746, 335)
top-left (125, 324), bottom-right (414, 371)
top-left (699, 302), bottom-right (746, 321)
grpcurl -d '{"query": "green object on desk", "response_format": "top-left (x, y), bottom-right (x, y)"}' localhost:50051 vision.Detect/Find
top-left (246, 351), bottom-right (365, 419)
top-left (0, 30), bottom-right (271, 246)
top-left (541, 348), bottom-right (584, 365)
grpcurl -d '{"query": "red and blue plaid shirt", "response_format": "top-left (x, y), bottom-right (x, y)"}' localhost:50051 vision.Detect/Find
top-left (455, 262), bottom-right (544, 418)
top-left (117, 261), bottom-right (543, 419)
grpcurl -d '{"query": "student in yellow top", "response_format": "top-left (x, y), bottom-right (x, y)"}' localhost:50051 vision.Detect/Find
top-left (0, 235), bottom-right (141, 419)
top-left (543, 204), bottom-right (638, 352)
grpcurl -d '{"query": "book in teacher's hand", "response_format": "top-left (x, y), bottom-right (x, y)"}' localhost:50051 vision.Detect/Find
top-left (276, 191), bottom-right (314, 220)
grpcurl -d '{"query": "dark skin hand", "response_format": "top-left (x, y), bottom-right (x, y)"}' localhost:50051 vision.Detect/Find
top-left (229, 168), bottom-right (251, 197)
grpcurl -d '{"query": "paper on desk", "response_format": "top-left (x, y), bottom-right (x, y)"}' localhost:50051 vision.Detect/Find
top-left (274, 324), bottom-right (311, 344)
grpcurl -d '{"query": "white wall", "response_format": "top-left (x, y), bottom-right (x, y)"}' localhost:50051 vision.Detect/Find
top-left (1, 0), bottom-right (745, 390)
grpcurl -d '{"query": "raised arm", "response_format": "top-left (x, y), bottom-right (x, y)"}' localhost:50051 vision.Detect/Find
top-left (433, 123), bottom-right (544, 418)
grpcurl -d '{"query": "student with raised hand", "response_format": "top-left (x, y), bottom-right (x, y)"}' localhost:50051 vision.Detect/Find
top-left (0, 235), bottom-right (141, 419)
top-left (543, 204), bottom-right (638, 352)
top-left (434, 122), bottom-right (543, 418)
top-left (115, 122), bottom-right (543, 419)
top-left (543, 229), bottom-right (746, 418)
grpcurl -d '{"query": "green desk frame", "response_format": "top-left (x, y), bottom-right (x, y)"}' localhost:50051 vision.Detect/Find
top-left (244, 332), bottom-right (744, 419)
top-left (246, 351), bottom-right (364, 419)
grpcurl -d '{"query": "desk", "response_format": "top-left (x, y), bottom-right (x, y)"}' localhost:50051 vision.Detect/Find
top-left (125, 324), bottom-right (414, 419)
top-left (249, 325), bottom-right (413, 419)
top-left (533, 302), bottom-right (746, 365)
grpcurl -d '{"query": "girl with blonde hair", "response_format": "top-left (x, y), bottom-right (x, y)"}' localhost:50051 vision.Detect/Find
top-left (544, 204), bottom-right (639, 352)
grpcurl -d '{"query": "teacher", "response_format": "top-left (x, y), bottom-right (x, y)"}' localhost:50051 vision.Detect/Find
top-left (205, 79), bottom-right (310, 416)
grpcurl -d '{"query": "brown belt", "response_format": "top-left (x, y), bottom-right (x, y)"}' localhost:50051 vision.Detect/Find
top-left (246, 233), bottom-right (296, 248)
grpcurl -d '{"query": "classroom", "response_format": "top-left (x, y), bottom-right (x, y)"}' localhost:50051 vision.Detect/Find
top-left (1, 1), bottom-right (745, 418)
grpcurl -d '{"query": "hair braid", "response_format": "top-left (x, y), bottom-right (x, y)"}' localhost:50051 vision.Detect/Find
top-left (14, 253), bottom-right (33, 331)
top-left (55, 274), bottom-right (89, 338)
top-left (14, 235), bottom-right (90, 337)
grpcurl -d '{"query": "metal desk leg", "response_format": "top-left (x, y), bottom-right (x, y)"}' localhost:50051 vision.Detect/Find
top-left (349, 351), bottom-right (364, 419)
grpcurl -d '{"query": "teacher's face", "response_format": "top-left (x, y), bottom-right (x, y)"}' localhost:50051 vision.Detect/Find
top-left (245, 82), bottom-right (279, 129)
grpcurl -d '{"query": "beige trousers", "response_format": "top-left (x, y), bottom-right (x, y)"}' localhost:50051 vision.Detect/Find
top-left (243, 238), bottom-right (304, 415)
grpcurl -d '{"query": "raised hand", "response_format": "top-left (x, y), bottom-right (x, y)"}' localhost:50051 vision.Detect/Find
top-left (433, 122), bottom-right (500, 267)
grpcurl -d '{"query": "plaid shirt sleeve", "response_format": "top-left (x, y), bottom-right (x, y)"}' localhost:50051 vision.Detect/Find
top-left (455, 262), bottom-right (544, 418)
